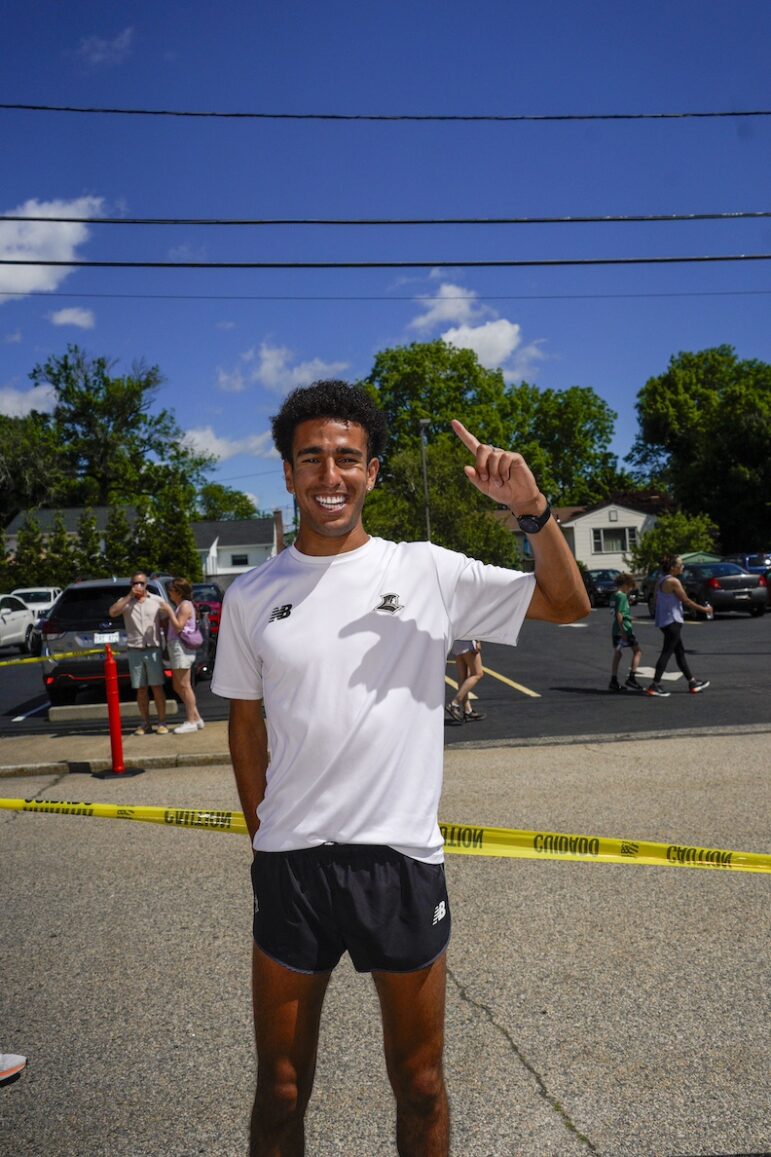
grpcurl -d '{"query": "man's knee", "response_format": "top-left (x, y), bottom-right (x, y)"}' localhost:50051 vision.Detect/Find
top-left (255, 1064), bottom-right (313, 1127)
top-left (390, 1058), bottom-right (446, 1116)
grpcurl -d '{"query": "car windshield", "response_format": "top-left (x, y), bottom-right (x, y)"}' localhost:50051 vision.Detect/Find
top-left (192, 585), bottom-right (222, 601)
top-left (589, 570), bottom-right (618, 582)
top-left (13, 591), bottom-right (51, 603)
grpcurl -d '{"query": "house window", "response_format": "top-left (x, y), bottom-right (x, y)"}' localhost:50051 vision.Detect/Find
top-left (231, 553), bottom-right (249, 566)
top-left (592, 527), bottom-right (637, 553)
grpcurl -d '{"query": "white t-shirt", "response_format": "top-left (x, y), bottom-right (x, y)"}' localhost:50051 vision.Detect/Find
top-left (212, 537), bottom-right (535, 862)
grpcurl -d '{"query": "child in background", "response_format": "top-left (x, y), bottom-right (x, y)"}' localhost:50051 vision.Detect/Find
top-left (609, 573), bottom-right (643, 692)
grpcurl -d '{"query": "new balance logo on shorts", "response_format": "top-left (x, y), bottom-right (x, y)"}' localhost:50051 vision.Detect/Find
top-left (269, 604), bottom-right (293, 622)
top-left (432, 901), bottom-right (446, 925)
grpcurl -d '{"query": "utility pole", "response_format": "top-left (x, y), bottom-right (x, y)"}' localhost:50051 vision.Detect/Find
top-left (418, 418), bottom-right (431, 542)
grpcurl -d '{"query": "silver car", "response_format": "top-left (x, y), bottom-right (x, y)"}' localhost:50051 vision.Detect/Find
top-left (40, 576), bottom-right (211, 706)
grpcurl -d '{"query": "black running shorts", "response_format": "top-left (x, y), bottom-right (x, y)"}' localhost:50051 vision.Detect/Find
top-left (250, 843), bottom-right (451, 974)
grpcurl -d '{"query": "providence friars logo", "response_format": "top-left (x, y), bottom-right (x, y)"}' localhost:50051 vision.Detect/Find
top-left (376, 593), bottom-right (404, 614)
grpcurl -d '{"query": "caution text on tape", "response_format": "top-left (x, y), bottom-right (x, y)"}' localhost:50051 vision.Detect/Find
top-left (1, 798), bottom-right (769, 873)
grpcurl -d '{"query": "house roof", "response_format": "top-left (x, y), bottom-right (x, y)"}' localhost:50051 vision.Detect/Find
top-left (192, 517), bottom-right (275, 549)
top-left (558, 493), bottom-right (674, 525)
top-left (5, 507), bottom-right (137, 534)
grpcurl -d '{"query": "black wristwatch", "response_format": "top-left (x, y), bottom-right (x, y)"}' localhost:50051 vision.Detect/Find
top-left (514, 500), bottom-right (551, 535)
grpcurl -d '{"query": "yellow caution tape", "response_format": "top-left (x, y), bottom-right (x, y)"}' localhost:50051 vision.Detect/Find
top-left (1, 798), bottom-right (769, 873)
top-left (0, 648), bottom-right (114, 668)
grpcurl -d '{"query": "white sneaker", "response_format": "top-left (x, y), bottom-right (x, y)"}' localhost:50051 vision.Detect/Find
top-left (173, 721), bottom-right (199, 734)
top-left (0, 1053), bottom-right (26, 1082)
top-left (196, 719), bottom-right (205, 730)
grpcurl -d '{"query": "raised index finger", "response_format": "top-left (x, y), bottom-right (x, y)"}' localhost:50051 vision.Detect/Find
top-left (451, 419), bottom-right (480, 454)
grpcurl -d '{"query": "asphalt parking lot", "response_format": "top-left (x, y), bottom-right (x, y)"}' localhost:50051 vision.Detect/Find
top-left (2, 730), bottom-right (769, 1156)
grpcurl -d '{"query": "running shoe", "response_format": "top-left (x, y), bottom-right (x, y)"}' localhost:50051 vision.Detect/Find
top-left (0, 1054), bottom-right (26, 1083)
top-left (625, 676), bottom-right (644, 692)
top-left (464, 709), bottom-right (486, 721)
top-left (445, 702), bottom-right (464, 723)
top-left (688, 680), bottom-right (710, 694)
top-left (646, 683), bottom-right (671, 698)
top-left (173, 721), bottom-right (198, 734)
top-left (608, 677), bottom-right (622, 692)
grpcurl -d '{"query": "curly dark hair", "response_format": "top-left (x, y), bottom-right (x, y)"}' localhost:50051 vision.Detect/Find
top-left (271, 380), bottom-right (388, 463)
top-left (659, 553), bottom-right (682, 574)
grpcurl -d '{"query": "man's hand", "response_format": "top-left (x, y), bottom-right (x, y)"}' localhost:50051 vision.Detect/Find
top-left (451, 419), bottom-right (545, 516)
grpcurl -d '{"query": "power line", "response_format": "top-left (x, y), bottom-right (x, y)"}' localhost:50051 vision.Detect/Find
top-left (1, 102), bottom-right (769, 123)
top-left (2, 211), bottom-right (769, 227)
top-left (2, 254), bottom-right (770, 270)
top-left (2, 288), bottom-right (769, 303)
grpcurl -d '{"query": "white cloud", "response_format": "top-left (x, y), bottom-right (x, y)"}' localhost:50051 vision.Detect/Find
top-left (0, 383), bottom-right (56, 418)
top-left (183, 426), bottom-right (277, 463)
top-left (216, 320), bottom-right (237, 331)
top-left (77, 27), bottom-right (134, 67)
top-left (442, 318), bottom-right (522, 365)
top-left (216, 366), bottom-right (247, 393)
top-left (50, 307), bottom-right (95, 329)
top-left (0, 196), bottom-right (104, 302)
top-left (3, 331), bottom-right (22, 343)
top-left (441, 319), bottom-right (547, 383)
top-left (216, 342), bottom-right (349, 396)
top-left (253, 342), bottom-right (349, 394)
top-left (409, 282), bottom-right (487, 332)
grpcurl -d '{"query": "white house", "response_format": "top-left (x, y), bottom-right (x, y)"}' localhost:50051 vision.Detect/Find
top-left (193, 512), bottom-right (285, 585)
top-left (494, 496), bottom-right (670, 572)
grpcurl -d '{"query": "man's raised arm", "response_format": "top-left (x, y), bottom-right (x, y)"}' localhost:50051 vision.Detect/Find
top-left (451, 419), bottom-right (590, 624)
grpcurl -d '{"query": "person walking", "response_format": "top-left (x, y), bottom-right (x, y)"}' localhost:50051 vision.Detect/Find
top-left (647, 554), bottom-right (711, 697)
top-left (446, 639), bottom-right (486, 720)
top-left (212, 379), bottom-right (589, 1156)
top-left (609, 573), bottom-right (643, 692)
top-left (109, 572), bottom-right (169, 734)
top-left (160, 577), bottom-right (205, 734)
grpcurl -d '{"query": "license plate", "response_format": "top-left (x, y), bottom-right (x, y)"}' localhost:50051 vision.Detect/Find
top-left (735, 593), bottom-right (749, 600)
top-left (94, 631), bottom-right (120, 643)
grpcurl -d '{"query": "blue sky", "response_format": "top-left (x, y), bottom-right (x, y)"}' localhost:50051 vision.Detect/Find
top-left (1, 1), bottom-right (769, 523)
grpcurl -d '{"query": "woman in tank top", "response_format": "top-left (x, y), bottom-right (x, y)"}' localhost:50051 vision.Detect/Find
top-left (647, 555), bottom-right (712, 697)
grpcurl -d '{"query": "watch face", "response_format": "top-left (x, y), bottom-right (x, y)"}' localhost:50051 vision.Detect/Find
top-left (518, 515), bottom-right (541, 534)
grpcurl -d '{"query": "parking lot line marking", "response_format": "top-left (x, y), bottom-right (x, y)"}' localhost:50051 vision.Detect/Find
top-left (444, 676), bottom-right (478, 700)
top-left (11, 702), bottom-right (50, 722)
top-left (481, 666), bottom-right (541, 698)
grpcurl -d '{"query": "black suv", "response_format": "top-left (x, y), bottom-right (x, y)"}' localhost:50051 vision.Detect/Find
top-left (41, 576), bottom-right (213, 706)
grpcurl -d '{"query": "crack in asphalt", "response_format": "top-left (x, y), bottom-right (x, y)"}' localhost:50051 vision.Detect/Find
top-left (446, 964), bottom-right (599, 1153)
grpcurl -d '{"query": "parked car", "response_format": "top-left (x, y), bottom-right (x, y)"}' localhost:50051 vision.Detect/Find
top-left (0, 593), bottom-right (36, 653)
top-left (40, 576), bottom-right (213, 706)
top-left (680, 563), bottom-right (766, 618)
top-left (723, 552), bottom-right (771, 575)
top-left (191, 581), bottom-right (225, 639)
top-left (11, 586), bottom-right (62, 619)
top-left (582, 568), bottom-right (638, 608)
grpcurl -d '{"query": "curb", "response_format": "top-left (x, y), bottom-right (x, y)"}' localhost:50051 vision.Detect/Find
top-left (0, 751), bottom-right (232, 778)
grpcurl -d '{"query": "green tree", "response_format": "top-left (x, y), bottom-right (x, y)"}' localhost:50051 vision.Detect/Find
top-left (362, 340), bottom-right (513, 462)
top-left (0, 412), bottom-right (64, 526)
top-left (198, 482), bottom-right (257, 521)
top-left (0, 526), bottom-right (15, 589)
top-left (627, 511), bottom-right (719, 576)
top-left (520, 386), bottom-right (620, 504)
top-left (44, 512), bottom-right (79, 587)
top-left (131, 496), bottom-right (158, 574)
top-left (102, 506), bottom-right (134, 576)
top-left (630, 346), bottom-right (771, 550)
top-left (152, 482), bottom-right (202, 580)
top-left (12, 514), bottom-right (46, 586)
top-left (76, 508), bottom-right (106, 578)
top-left (365, 434), bottom-right (522, 567)
top-left (28, 345), bottom-right (214, 507)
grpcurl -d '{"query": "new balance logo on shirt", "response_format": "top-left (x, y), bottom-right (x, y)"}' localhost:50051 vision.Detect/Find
top-left (432, 901), bottom-right (446, 925)
top-left (269, 604), bottom-right (293, 622)
top-left (376, 593), bottom-right (403, 614)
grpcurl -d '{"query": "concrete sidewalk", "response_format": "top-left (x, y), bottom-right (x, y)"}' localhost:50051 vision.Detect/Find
top-left (2, 731), bottom-right (769, 1156)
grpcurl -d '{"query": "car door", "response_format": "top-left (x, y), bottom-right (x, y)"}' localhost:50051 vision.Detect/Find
top-left (0, 595), bottom-right (28, 646)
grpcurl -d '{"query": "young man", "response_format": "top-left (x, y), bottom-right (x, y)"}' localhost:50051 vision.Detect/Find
top-left (212, 381), bottom-right (589, 1156)
top-left (609, 572), bottom-right (643, 692)
top-left (109, 572), bottom-right (169, 734)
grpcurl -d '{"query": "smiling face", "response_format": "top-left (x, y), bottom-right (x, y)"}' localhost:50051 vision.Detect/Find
top-left (284, 417), bottom-right (379, 555)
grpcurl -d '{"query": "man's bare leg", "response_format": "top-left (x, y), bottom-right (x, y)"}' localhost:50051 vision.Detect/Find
top-left (135, 685), bottom-right (150, 726)
top-left (150, 683), bottom-right (166, 725)
top-left (250, 944), bottom-right (332, 1157)
top-left (373, 954), bottom-right (449, 1157)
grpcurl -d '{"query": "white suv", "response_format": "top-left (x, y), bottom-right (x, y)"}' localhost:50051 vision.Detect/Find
top-left (11, 587), bottom-right (62, 619)
top-left (0, 594), bottom-right (36, 652)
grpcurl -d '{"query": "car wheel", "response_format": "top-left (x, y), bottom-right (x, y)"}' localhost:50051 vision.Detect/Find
top-left (750, 606), bottom-right (765, 617)
top-left (19, 625), bottom-right (33, 653)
